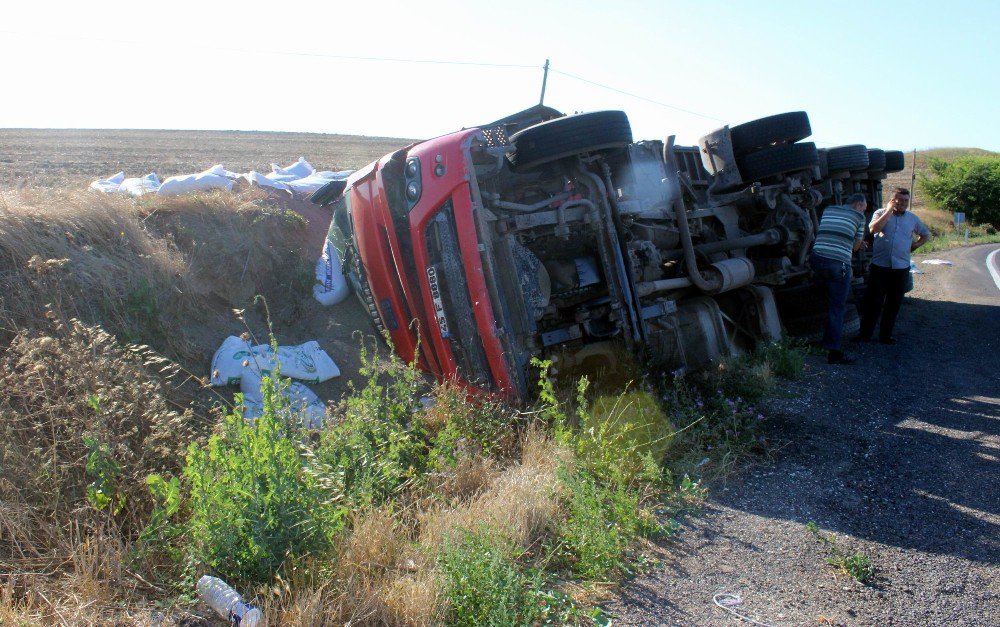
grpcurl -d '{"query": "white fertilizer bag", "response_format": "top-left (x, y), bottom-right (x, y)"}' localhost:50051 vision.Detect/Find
top-left (244, 171), bottom-right (292, 193)
top-left (239, 370), bottom-right (326, 429)
top-left (313, 240), bottom-right (350, 306)
top-left (314, 170), bottom-right (355, 180)
top-left (209, 337), bottom-right (340, 386)
top-left (270, 157), bottom-right (314, 179)
top-left (286, 174), bottom-right (340, 195)
top-left (158, 166), bottom-right (235, 196)
top-left (204, 164), bottom-right (242, 180)
top-left (118, 173), bottom-right (161, 196)
top-left (90, 171), bottom-right (126, 193)
top-left (210, 336), bottom-right (257, 386)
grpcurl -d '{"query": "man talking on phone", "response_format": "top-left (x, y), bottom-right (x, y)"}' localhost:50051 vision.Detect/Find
top-left (858, 187), bottom-right (930, 344)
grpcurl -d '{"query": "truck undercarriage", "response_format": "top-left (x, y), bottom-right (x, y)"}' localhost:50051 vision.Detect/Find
top-left (320, 107), bottom-right (904, 402)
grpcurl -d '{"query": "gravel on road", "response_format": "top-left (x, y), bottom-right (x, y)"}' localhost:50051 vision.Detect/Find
top-left (607, 244), bottom-right (1000, 626)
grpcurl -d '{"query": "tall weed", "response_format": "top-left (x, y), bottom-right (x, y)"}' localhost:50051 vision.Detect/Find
top-left (184, 375), bottom-right (344, 584)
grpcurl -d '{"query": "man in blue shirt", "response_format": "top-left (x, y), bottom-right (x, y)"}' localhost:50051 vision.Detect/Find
top-left (810, 193), bottom-right (867, 364)
top-left (858, 187), bottom-right (930, 344)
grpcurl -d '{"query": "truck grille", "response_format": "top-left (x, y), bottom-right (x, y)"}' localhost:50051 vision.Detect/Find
top-left (425, 202), bottom-right (495, 390)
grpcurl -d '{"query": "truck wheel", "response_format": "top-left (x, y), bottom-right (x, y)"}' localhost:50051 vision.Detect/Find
top-left (509, 110), bottom-right (632, 170)
top-left (867, 148), bottom-right (886, 172)
top-left (827, 145), bottom-right (869, 172)
top-left (884, 150), bottom-right (905, 173)
top-left (729, 111), bottom-right (812, 156)
top-left (736, 142), bottom-right (819, 183)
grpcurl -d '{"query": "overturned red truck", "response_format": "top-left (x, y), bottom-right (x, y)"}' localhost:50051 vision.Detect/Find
top-left (313, 106), bottom-right (904, 402)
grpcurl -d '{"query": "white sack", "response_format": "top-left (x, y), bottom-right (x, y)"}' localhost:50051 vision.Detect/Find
top-left (158, 166), bottom-right (235, 196)
top-left (90, 171), bottom-right (126, 193)
top-left (265, 172), bottom-right (302, 182)
top-left (210, 335), bottom-right (257, 386)
top-left (286, 174), bottom-right (341, 195)
top-left (205, 164), bottom-right (242, 180)
top-left (244, 170), bottom-right (292, 193)
top-left (118, 173), bottom-right (161, 196)
top-left (313, 240), bottom-right (350, 306)
top-left (253, 341), bottom-right (341, 383)
top-left (270, 157), bottom-right (314, 179)
top-left (239, 370), bottom-right (326, 429)
top-left (314, 170), bottom-right (355, 180)
top-left (209, 336), bottom-right (340, 386)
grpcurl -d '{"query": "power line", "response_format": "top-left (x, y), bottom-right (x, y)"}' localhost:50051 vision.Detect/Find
top-left (549, 67), bottom-right (728, 124)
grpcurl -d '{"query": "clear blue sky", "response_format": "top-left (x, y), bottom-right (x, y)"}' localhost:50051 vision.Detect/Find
top-left (3, 1), bottom-right (997, 151)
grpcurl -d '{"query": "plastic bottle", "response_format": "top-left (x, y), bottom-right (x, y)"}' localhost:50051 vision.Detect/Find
top-left (197, 575), bottom-right (263, 626)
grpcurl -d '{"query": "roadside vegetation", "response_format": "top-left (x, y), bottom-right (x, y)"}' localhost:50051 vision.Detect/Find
top-left (0, 186), bottom-right (811, 625)
top-left (885, 148), bottom-right (1000, 253)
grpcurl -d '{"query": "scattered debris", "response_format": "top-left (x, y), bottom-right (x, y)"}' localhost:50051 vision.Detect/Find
top-left (197, 575), bottom-right (262, 627)
top-left (712, 592), bottom-right (773, 627)
top-left (922, 259), bottom-right (954, 265)
top-left (88, 157), bottom-right (355, 198)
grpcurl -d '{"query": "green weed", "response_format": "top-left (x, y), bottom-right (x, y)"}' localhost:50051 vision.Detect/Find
top-left (314, 339), bottom-right (427, 507)
top-left (806, 521), bottom-right (875, 584)
top-left (83, 435), bottom-right (125, 513)
top-left (439, 530), bottom-right (540, 626)
top-left (757, 338), bottom-right (808, 380)
top-left (183, 375), bottom-right (344, 584)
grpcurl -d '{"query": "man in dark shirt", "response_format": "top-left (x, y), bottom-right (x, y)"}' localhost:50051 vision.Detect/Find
top-left (810, 193), bottom-right (867, 364)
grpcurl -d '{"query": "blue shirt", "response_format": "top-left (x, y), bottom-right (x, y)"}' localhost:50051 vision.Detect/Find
top-left (870, 208), bottom-right (930, 270)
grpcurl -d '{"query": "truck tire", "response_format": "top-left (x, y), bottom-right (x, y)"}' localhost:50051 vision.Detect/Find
top-left (737, 142), bottom-right (819, 183)
top-left (730, 111), bottom-right (812, 156)
top-left (884, 150), bottom-right (905, 173)
top-left (827, 145), bottom-right (869, 173)
top-left (509, 110), bottom-right (632, 170)
top-left (867, 148), bottom-right (886, 172)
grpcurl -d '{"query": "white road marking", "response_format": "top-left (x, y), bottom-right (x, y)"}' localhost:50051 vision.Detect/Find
top-left (987, 248), bottom-right (1000, 293)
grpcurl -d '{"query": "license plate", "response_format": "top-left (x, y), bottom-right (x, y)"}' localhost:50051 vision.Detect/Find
top-left (426, 266), bottom-right (450, 337)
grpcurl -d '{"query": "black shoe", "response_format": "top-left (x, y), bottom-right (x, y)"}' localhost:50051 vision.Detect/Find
top-left (878, 337), bottom-right (897, 345)
top-left (828, 350), bottom-right (858, 365)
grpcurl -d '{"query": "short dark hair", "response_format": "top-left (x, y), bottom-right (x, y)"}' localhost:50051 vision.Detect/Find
top-left (846, 193), bottom-right (866, 206)
top-left (893, 187), bottom-right (910, 196)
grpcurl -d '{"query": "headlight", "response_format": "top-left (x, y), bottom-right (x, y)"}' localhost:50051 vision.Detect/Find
top-left (406, 181), bottom-right (421, 201)
top-left (405, 157), bottom-right (422, 208)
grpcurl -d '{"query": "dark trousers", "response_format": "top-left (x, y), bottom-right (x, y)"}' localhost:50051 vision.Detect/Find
top-left (809, 252), bottom-right (853, 351)
top-left (860, 264), bottom-right (909, 340)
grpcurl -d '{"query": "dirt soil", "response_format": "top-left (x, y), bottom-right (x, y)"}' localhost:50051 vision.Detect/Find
top-left (0, 128), bottom-right (414, 188)
top-left (607, 243), bottom-right (1000, 626)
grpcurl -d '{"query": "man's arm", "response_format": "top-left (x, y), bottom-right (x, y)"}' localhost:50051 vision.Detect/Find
top-left (911, 218), bottom-right (930, 252)
top-left (869, 208), bottom-right (891, 234)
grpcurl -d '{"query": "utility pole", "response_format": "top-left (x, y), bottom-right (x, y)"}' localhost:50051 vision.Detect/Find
top-left (909, 148), bottom-right (917, 203)
top-left (539, 59), bottom-right (550, 106)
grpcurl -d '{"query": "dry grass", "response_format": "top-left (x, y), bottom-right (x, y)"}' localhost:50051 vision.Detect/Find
top-left (0, 186), bottom-right (311, 365)
top-left (419, 429), bottom-right (567, 552)
top-left (0, 317), bottom-right (206, 625)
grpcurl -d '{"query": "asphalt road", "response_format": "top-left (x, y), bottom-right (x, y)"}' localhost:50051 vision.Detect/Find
top-left (608, 244), bottom-right (1000, 626)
